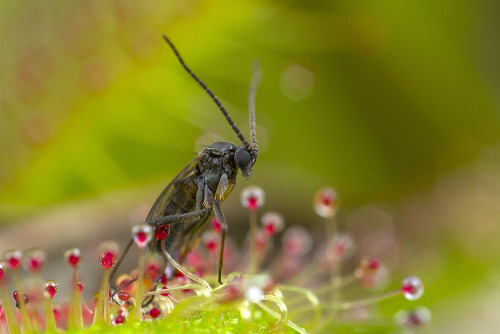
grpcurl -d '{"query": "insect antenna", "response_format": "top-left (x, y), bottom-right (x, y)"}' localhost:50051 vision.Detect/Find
top-left (248, 60), bottom-right (262, 153)
top-left (162, 35), bottom-right (251, 149)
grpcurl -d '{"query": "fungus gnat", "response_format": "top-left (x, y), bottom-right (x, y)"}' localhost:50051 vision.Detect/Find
top-left (110, 35), bottom-right (261, 297)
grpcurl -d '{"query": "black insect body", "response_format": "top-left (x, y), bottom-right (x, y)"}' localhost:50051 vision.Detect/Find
top-left (111, 35), bottom-right (261, 288)
top-left (148, 142), bottom-right (241, 266)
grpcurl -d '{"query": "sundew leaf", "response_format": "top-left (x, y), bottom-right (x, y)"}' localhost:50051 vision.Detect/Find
top-left (61, 310), bottom-right (285, 334)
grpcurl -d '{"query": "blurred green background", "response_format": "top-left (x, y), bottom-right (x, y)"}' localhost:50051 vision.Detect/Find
top-left (1, 0), bottom-right (500, 333)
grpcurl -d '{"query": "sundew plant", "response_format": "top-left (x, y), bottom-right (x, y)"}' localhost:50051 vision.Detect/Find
top-left (3, 1), bottom-right (500, 333)
top-left (0, 186), bottom-right (428, 334)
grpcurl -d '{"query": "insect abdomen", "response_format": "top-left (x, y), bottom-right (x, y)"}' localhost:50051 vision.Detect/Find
top-left (165, 181), bottom-right (197, 215)
top-left (151, 175), bottom-right (202, 256)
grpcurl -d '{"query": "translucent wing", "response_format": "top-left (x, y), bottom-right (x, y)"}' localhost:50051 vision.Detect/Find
top-left (147, 154), bottom-right (212, 260)
top-left (147, 155), bottom-right (200, 221)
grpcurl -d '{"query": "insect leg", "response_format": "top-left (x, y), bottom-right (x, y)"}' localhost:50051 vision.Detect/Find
top-left (146, 208), bottom-right (208, 227)
top-left (213, 201), bottom-right (228, 284)
top-left (110, 209), bottom-right (208, 289)
top-left (109, 238), bottom-right (134, 286)
top-left (203, 183), bottom-right (214, 208)
top-left (215, 173), bottom-right (228, 201)
top-left (196, 178), bottom-right (205, 210)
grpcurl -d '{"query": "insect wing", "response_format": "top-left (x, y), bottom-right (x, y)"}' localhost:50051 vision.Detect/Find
top-left (147, 155), bottom-right (210, 258)
top-left (146, 155), bottom-right (199, 221)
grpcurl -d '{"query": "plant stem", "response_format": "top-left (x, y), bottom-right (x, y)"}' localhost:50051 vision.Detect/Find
top-left (0, 284), bottom-right (20, 334)
top-left (13, 270), bottom-right (33, 333)
top-left (248, 209), bottom-right (258, 273)
top-left (103, 269), bottom-right (110, 325)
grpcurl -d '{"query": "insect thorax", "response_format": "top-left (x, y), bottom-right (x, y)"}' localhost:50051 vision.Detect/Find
top-left (198, 142), bottom-right (238, 193)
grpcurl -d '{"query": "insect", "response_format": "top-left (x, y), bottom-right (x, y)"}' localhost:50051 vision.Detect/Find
top-left (111, 35), bottom-right (261, 287)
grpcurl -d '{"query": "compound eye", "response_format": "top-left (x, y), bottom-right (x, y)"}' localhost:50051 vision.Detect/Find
top-left (235, 146), bottom-right (251, 170)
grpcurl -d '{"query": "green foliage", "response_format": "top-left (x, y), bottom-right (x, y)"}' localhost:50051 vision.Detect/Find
top-left (1, 0), bottom-right (499, 216)
top-left (60, 309), bottom-right (288, 334)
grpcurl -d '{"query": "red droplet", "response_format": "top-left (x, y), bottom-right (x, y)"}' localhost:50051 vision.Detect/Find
top-left (319, 189), bottom-right (336, 206)
top-left (206, 241), bottom-right (217, 251)
top-left (45, 286), bottom-right (57, 298)
top-left (29, 258), bottom-right (41, 271)
top-left (401, 276), bottom-right (425, 300)
top-left (136, 231), bottom-right (148, 243)
top-left (264, 224), bottom-right (276, 235)
top-left (211, 217), bottom-right (221, 233)
top-left (241, 186), bottom-right (265, 210)
top-left (155, 225), bottom-right (170, 240)
top-left (202, 231), bottom-right (219, 252)
top-left (160, 274), bottom-right (168, 285)
top-left (314, 187), bottom-right (338, 218)
top-left (24, 249), bottom-right (46, 272)
top-left (100, 251), bottom-right (116, 269)
top-left (44, 280), bottom-right (59, 299)
top-left (402, 284), bottom-right (415, 294)
top-left (132, 225), bottom-right (152, 247)
top-left (8, 257), bottom-right (20, 270)
top-left (75, 282), bottom-right (84, 294)
top-left (67, 253), bottom-right (80, 267)
top-left (396, 307), bottom-right (431, 328)
top-left (334, 243), bottom-right (346, 256)
top-left (327, 235), bottom-right (353, 261)
top-left (118, 292), bottom-right (129, 301)
top-left (114, 315), bottom-right (124, 324)
top-left (356, 257), bottom-right (382, 279)
top-left (368, 258), bottom-right (380, 270)
top-left (407, 313), bottom-right (423, 326)
top-left (0, 265), bottom-right (4, 281)
top-left (161, 287), bottom-right (170, 297)
top-left (145, 262), bottom-right (162, 281)
top-left (247, 196), bottom-right (258, 210)
top-left (13, 291), bottom-right (29, 305)
top-left (175, 271), bottom-right (188, 286)
top-left (149, 308), bottom-right (160, 318)
top-left (261, 212), bottom-right (284, 236)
